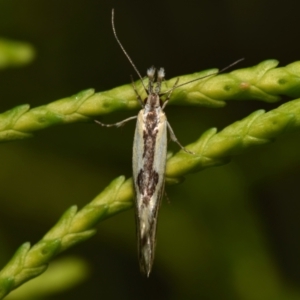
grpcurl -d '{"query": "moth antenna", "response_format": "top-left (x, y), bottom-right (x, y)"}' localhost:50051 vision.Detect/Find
top-left (218, 58), bottom-right (245, 73)
top-left (111, 9), bottom-right (147, 91)
top-left (167, 58), bottom-right (244, 91)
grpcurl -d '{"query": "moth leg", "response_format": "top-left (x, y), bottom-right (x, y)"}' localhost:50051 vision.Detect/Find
top-left (131, 76), bottom-right (145, 107)
top-left (95, 115), bottom-right (137, 128)
top-left (167, 121), bottom-right (194, 154)
top-left (162, 78), bottom-right (180, 110)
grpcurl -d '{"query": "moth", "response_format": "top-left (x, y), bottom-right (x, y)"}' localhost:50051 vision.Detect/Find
top-left (131, 65), bottom-right (193, 276)
top-left (96, 9), bottom-right (243, 276)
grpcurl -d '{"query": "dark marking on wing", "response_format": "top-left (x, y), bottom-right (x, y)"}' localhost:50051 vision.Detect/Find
top-left (135, 94), bottom-right (162, 205)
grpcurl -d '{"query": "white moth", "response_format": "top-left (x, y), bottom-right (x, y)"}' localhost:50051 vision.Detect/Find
top-left (96, 9), bottom-right (243, 276)
top-left (131, 66), bottom-right (191, 276)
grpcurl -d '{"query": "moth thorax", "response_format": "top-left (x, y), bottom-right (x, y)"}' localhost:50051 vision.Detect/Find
top-left (146, 94), bottom-right (161, 108)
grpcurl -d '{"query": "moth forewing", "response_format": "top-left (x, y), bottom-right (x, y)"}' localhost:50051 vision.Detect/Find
top-left (132, 95), bottom-right (168, 276)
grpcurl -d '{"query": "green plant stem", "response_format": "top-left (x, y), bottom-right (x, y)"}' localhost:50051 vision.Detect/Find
top-left (166, 97), bottom-right (300, 180)
top-left (1, 60), bottom-right (300, 142)
top-left (0, 177), bottom-right (132, 299)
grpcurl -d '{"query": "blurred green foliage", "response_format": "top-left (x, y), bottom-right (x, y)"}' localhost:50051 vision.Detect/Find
top-left (0, 38), bottom-right (35, 69)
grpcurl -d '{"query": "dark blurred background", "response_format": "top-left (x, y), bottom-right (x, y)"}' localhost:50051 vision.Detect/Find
top-left (1, 0), bottom-right (300, 299)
